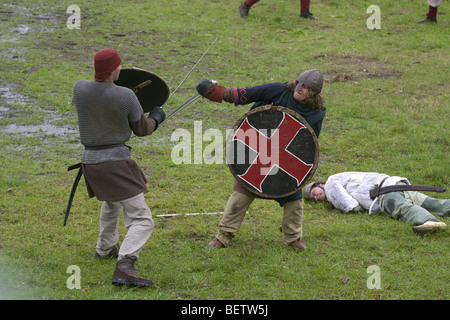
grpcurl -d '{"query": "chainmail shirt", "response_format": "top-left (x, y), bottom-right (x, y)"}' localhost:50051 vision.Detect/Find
top-left (72, 80), bottom-right (144, 164)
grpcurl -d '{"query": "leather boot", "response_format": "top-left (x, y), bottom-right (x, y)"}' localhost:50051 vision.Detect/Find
top-left (300, 9), bottom-right (319, 20)
top-left (207, 238), bottom-right (225, 248)
top-left (112, 258), bottom-right (153, 287)
top-left (95, 243), bottom-right (119, 259)
top-left (417, 17), bottom-right (437, 23)
top-left (290, 238), bottom-right (307, 250)
top-left (239, 2), bottom-right (251, 18)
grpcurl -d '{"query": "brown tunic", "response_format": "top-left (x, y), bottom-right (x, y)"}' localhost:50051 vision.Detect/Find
top-left (82, 159), bottom-right (148, 201)
top-left (81, 114), bottom-right (156, 201)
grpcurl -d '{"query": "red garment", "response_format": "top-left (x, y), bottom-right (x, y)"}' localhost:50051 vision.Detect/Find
top-left (427, 6), bottom-right (438, 18)
top-left (245, 0), bottom-right (259, 5)
top-left (301, 0), bottom-right (311, 11)
top-left (94, 48), bottom-right (122, 81)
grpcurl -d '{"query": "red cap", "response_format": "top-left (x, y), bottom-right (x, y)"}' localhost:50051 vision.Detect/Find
top-left (94, 48), bottom-right (122, 81)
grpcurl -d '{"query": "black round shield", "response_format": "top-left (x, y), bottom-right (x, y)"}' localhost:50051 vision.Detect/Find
top-left (115, 67), bottom-right (169, 113)
top-left (226, 105), bottom-right (319, 199)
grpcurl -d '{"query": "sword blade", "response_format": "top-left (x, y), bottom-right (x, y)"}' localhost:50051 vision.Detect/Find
top-left (162, 38), bottom-right (217, 108)
top-left (160, 93), bottom-right (201, 126)
top-left (370, 184), bottom-right (446, 200)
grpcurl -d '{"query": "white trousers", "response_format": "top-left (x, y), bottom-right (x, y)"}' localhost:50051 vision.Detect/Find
top-left (95, 193), bottom-right (154, 260)
top-left (428, 0), bottom-right (442, 7)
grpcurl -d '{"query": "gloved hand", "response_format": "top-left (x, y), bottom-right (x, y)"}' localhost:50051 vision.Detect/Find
top-left (148, 106), bottom-right (166, 129)
top-left (196, 79), bottom-right (216, 96)
top-left (196, 79), bottom-right (224, 103)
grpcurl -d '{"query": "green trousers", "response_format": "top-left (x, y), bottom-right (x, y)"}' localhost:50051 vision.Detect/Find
top-left (215, 191), bottom-right (304, 246)
top-left (379, 186), bottom-right (449, 226)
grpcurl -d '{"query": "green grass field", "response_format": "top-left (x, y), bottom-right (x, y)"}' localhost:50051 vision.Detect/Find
top-left (0, 0), bottom-right (448, 303)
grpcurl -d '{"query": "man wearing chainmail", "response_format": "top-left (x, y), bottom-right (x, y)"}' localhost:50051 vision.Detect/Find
top-left (72, 48), bottom-right (165, 287)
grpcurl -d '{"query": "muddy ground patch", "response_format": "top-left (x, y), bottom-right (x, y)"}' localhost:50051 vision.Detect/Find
top-left (312, 53), bottom-right (404, 83)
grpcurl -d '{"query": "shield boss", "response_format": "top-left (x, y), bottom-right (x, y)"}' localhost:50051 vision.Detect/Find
top-left (226, 105), bottom-right (319, 198)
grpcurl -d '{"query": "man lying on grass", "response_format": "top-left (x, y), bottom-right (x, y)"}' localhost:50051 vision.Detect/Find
top-left (304, 172), bottom-right (449, 235)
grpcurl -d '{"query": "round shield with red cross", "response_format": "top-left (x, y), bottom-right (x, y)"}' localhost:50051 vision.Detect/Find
top-left (226, 105), bottom-right (319, 199)
top-left (115, 67), bottom-right (169, 113)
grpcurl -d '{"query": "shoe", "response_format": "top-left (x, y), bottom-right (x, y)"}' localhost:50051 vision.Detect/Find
top-left (206, 238), bottom-right (225, 248)
top-left (112, 258), bottom-right (153, 287)
top-left (417, 17), bottom-right (437, 23)
top-left (239, 2), bottom-right (250, 18)
top-left (290, 238), bottom-right (307, 250)
top-left (300, 10), bottom-right (319, 20)
top-left (412, 221), bottom-right (447, 235)
top-left (94, 244), bottom-right (119, 259)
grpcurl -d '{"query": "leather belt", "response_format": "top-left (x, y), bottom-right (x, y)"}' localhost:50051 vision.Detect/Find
top-left (84, 143), bottom-right (129, 150)
top-left (67, 144), bottom-right (130, 171)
